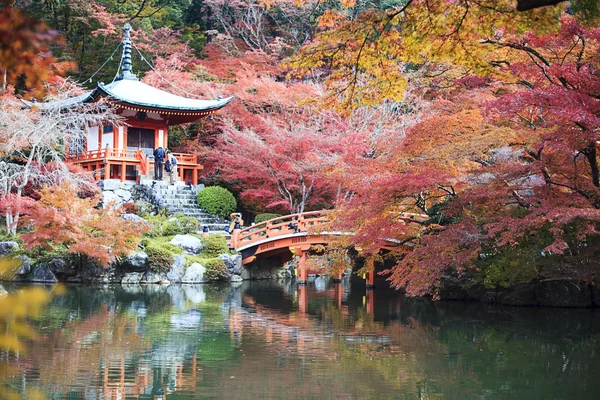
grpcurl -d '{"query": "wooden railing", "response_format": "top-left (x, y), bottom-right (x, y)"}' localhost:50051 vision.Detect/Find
top-left (231, 211), bottom-right (330, 250)
top-left (229, 210), bottom-right (430, 251)
top-left (65, 147), bottom-right (139, 162)
top-left (134, 150), bottom-right (150, 176)
top-left (171, 153), bottom-right (198, 164)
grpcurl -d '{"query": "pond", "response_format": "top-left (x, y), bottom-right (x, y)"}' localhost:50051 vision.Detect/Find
top-left (4, 277), bottom-right (600, 399)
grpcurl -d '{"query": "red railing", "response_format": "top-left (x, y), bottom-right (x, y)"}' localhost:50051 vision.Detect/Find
top-left (229, 210), bottom-right (430, 251)
top-left (231, 211), bottom-right (330, 249)
top-left (171, 153), bottom-right (198, 164)
top-left (66, 147), bottom-right (137, 162)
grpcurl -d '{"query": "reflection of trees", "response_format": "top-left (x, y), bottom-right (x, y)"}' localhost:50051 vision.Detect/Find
top-left (27, 305), bottom-right (151, 398)
top-left (0, 275), bottom-right (53, 400)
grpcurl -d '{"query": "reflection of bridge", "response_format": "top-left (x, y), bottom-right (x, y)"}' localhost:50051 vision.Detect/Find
top-left (228, 210), bottom-right (427, 287)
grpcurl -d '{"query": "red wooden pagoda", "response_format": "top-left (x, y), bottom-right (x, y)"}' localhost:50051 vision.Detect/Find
top-left (27, 23), bottom-right (232, 185)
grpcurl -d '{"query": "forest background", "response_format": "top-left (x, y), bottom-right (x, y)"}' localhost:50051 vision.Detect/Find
top-left (1, 0), bottom-right (600, 297)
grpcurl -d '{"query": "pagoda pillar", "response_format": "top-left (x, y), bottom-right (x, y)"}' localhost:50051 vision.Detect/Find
top-left (121, 161), bottom-right (126, 182)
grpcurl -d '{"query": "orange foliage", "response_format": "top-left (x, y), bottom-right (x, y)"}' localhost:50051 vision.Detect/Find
top-left (20, 185), bottom-right (148, 267)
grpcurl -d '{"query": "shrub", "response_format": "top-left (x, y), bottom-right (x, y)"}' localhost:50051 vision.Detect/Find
top-left (254, 213), bottom-right (282, 224)
top-left (204, 258), bottom-right (229, 281)
top-left (201, 235), bottom-right (229, 258)
top-left (145, 244), bottom-right (175, 273)
top-left (196, 186), bottom-right (236, 218)
top-left (120, 202), bottom-right (138, 214)
top-left (162, 219), bottom-right (183, 236)
top-left (177, 215), bottom-right (201, 234)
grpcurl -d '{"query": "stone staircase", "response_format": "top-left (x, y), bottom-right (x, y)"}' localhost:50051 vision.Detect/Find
top-left (152, 184), bottom-right (229, 232)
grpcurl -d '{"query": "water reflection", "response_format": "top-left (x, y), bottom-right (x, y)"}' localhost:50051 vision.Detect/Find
top-left (5, 279), bottom-right (600, 399)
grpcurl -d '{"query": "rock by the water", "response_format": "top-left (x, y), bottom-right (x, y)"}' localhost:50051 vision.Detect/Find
top-left (170, 235), bottom-right (202, 254)
top-left (0, 241), bottom-right (19, 256)
top-left (167, 256), bottom-right (186, 283)
top-left (15, 256), bottom-right (32, 276)
top-left (48, 258), bottom-right (73, 277)
top-left (182, 263), bottom-right (206, 283)
top-left (32, 264), bottom-right (58, 283)
top-left (0, 285), bottom-right (7, 296)
top-left (141, 272), bottom-right (168, 284)
top-left (120, 213), bottom-right (146, 223)
top-left (122, 272), bottom-right (143, 285)
top-left (123, 252), bottom-right (149, 272)
top-left (230, 274), bottom-right (243, 283)
top-left (229, 255), bottom-right (243, 275)
top-left (536, 279), bottom-right (592, 307)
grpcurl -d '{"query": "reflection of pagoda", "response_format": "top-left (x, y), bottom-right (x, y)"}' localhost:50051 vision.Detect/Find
top-left (27, 23), bottom-right (232, 185)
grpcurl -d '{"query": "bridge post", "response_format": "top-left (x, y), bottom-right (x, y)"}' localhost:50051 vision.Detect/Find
top-left (297, 250), bottom-right (308, 285)
top-left (332, 272), bottom-right (342, 283)
top-left (231, 227), bottom-right (240, 249)
top-left (365, 257), bottom-right (375, 289)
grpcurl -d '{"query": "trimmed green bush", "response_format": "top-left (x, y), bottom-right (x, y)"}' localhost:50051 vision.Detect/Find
top-left (177, 215), bottom-right (201, 234)
top-left (196, 186), bottom-right (236, 218)
top-left (201, 235), bottom-right (229, 258)
top-left (145, 244), bottom-right (175, 272)
top-left (204, 258), bottom-right (229, 281)
top-left (162, 219), bottom-right (183, 236)
top-left (254, 213), bottom-right (282, 224)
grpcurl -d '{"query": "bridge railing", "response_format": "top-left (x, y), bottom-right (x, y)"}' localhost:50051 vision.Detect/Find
top-left (231, 210), bottom-right (330, 249)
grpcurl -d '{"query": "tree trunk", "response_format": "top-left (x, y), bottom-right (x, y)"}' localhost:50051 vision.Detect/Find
top-left (584, 143), bottom-right (600, 188)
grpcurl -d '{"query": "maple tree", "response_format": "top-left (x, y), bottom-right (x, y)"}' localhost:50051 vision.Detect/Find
top-left (0, 0), bottom-right (70, 96)
top-left (20, 184), bottom-right (148, 268)
top-left (329, 15), bottom-right (600, 296)
top-left (0, 86), bottom-right (118, 235)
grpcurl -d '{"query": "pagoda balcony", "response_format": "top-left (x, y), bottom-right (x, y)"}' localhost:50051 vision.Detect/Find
top-left (65, 147), bottom-right (203, 185)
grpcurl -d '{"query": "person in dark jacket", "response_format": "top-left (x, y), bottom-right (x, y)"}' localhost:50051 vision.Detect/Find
top-left (153, 146), bottom-right (166, 180)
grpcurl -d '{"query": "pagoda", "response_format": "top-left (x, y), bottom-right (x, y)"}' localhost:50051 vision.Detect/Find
top-left (25, 23), bottom-right (232, 185)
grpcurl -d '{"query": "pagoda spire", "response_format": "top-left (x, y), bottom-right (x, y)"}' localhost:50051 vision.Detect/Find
top-left (117, 23), bottom-right (138, 81)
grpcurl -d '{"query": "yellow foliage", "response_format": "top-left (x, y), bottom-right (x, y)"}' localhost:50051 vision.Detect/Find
top-left (0, 270), bottom-right (53, 399)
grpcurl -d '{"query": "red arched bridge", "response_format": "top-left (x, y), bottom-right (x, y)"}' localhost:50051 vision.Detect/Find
top-left (228, 210), bottom-right (427, 286)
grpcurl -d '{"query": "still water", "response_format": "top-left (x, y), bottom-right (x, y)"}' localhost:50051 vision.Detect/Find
top-left (5, 278), bottom-right (600, 399)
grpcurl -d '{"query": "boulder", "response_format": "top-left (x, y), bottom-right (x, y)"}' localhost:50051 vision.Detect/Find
top-left (114, 188), bottom-right (132, 202)
top-left (121, 272), bottom-right (143, 285)
top-left (0, 241), bottom-right (19, 256)
top-left (32, 264), bottom-right (58, 283)
top-left (120, 213), bottom-right (146, 223)
top-left (496, 284), bottom-right (539, 306)
top-left (166, 255), bottom-right (186, 283)
top-left (101, 180), bottom-right (121, 191)
top-left (15, 256), bottom-right (32, 276)
top-left (535, 279), bottom-right (593, 308)
top-left (48, 258), bottom-right (73, 278)
top-left (122, 252), bottom-right (149, 272)
top-left (182, 263), bottom-right (206, 283)
top-left (229, 255), bottom-right (243, 275)
top-left (0, 284), bottom-right (7, 296)
top-left (102, 191), bottom-right (122, 207)
top-left (170, 235), bottom-right (202, 255)
top-left (230, 274), bottom-right (243, 283)
top-left (141, 272), bottom-right (168, 284)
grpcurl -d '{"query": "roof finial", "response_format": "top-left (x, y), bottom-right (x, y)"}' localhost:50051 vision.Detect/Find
top-left (117, 23), bottom-right (138, 81)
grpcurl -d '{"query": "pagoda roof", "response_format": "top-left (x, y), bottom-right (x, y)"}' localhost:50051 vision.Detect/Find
top-left (24, 79), bottom-right (233, 113)
top-left (96, 79), bottom-right (233, 112)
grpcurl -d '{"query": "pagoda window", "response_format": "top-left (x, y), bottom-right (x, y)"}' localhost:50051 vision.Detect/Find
top-left (127, 127), bottom-right (155, 155)
top-left (103, 125), bottom-right (114, 133)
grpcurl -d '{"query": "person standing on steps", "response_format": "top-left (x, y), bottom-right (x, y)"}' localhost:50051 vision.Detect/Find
top-left (153, 146), bottom-right (166, 180)
top-left (165, 149), bottom-right (178, 185)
